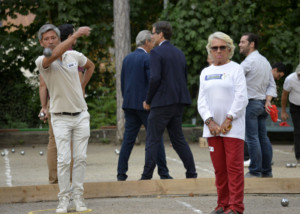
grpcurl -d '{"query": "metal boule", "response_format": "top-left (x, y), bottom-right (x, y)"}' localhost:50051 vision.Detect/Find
top-left (11, 148), bottom-right (15, 153)
top-left (1, 152), bottom-right (5, 156)
top-left (281, 198), bottom-right (289, 207)
top-left (115, 149), bottom-right (120, 155)
top-left (20, 151), bottom-right (25, 155)
top-left (43, 48), bottom-right (52, 57)
top-left (39, 151), bottom-right (44, 156)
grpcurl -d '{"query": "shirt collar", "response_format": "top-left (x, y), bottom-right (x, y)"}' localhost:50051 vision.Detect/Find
top-left (159, 40), bottom-right (167, 46)
top-left (137, 47), bottom-right (147, 53)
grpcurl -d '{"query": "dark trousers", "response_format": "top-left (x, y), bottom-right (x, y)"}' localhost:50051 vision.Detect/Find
top-left (290, 103), bottom-right (300, 160)
top-left (244, 141), bottom-right (249, 161)
top-left (117, 109), bottom-right (170, 181)
top-left (141, 104), bottom-right (197, 179)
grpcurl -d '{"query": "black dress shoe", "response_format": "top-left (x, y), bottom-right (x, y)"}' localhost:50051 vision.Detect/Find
top-left (160, 175), bottom-right (173, 179)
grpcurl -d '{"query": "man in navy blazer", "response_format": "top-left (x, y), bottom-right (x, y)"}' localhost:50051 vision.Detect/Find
top-left (117, 30), bottom-right (172, 181)
top-left (141, 21), bottom-right (197, 180)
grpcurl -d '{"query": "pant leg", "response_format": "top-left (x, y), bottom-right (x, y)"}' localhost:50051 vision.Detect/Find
top-left (245, 100), bottom-right (264, 177)
top-left (70, 111), bottom-right (90, 196)
top-left (166, 105), bottom-right (197, 178)
top-left (47, 101), bottom-right (58, 184)
top-left (117, 110), bottom-right (142, 180)
top-left (290, 103), bottom-right (300, 160)
top-left (51, 113), bottom-right (73, 198)
top-left (258, 111), bottom-right (273, 177)
top-left (207, 137), bottom-right (229, 210)
top-left (141, 107), bottom-right (169, 179)
top-left (224, 137), bottom-right (244, 213)
top-left (139, 110), bottom-right (170, 178)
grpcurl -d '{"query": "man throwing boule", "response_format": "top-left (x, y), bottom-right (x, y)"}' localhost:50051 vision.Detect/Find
top-left (35, 24), bottom-right (94, 213)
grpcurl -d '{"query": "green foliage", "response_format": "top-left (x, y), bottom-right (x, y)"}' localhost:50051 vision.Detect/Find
top-left (1, 0), bottom-right (299, 128)
top-left (162, 0), bottom-right (300, 124)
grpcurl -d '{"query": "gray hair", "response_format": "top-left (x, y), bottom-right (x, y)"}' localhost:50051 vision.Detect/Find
top-left (136, 30), bottom-right (151, 47)
top-left (37, 24), bottom-right (60, 41)
top-left (206, 31), bottom-right (235, 59)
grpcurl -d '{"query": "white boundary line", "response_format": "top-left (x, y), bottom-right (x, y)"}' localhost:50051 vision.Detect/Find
top-left (167, 157), bottom-right (214, 174)
top-left (3, 149), bottom-right (13, 186)
top-left (274, 149), bottom-right (293, 155)
top-left (176, 200), bottom-right (203, 213)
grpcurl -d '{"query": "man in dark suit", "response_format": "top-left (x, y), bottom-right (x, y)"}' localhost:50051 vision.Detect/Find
top-left (141, 21), bottom-right (197, 180)
top-left (117, 30), bottom-right (172, 181)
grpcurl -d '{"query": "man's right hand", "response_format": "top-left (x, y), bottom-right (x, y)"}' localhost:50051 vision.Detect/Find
top-left (281, 111), bottom-right (289, 121)
top-left (143, 101), bottom-right (150, 111)
top-left (73, 27), bottom-right (91, 39)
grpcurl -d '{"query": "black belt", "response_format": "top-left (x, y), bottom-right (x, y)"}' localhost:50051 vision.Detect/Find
top-left (54, 112), bottom-right (81, 116)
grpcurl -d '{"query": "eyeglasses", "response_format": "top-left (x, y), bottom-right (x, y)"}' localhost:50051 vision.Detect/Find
top-left (210, 46), bottom-right (228, 51)
top-left (151, 31), bottom-right (159, 35)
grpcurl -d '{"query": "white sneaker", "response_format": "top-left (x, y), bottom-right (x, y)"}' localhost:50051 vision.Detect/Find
top-left (56, 196), bottom-right (70, 213)
top-left (72, 195), bottom-right (88, 212)
top-left (244, 159), bottom-right (250, 167)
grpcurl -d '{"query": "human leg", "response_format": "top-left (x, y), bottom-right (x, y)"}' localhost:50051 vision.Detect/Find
top-left (166, 105), bottom-right (197, 178)
top-left (245, 100), bottom-right (264, 177)
top-left (290, 103), bottom-right (300, 161)
top-left (224, 137), bottom-right (244, 213)
top-left (258, 111), bottom-right (273, 177)
top-left (47, 110), bottom-right (58, 184)
top-left (117, 110), bottom-right (142, 181)
top-left (70, 111), bottom-right (90, 196)
top-left (51, 114), bottom-right (73, 212)
top-left (207, 137), bottom-right (229, 211)
top-left (141, 108), bottom-right (168, 180)
top-left (139, 110), bottom-right (171, 179)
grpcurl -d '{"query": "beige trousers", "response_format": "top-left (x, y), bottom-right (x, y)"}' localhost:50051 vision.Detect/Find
top-left (47, 100), bottom-right (73, 184)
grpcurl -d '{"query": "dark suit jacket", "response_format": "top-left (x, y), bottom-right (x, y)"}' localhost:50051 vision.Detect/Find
top-left (121, 48), bottom-right (150, 110)
top-left (146, 40), bottom-right (191, 108)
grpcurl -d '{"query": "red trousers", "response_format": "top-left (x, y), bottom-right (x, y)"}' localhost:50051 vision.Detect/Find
top-left (207, 137), bottom-right (244, 213)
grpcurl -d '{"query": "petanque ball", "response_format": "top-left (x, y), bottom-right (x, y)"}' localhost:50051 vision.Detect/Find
top-left (281, 198), bottom-right (289, 207)
top-left (1, 152), bottom-right (5, 156)
top-left (20, 151), bottom-right (25, 155)
top-left (39, 151), bottom-right (44, 156)
top-left (43, 48), bottom-right (52, 57)
top-left (11, 148), bottom-right (15, 153)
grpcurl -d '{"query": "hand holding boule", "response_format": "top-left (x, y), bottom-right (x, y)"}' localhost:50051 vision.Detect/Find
top-left (43, 48), bottom-right (52, 57)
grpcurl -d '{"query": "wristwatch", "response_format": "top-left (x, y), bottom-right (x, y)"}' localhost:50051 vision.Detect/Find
top-left (205, 117), bottom-right (213, 126)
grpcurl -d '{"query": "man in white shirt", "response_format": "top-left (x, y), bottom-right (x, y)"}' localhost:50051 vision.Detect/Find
top-left (281, 64), bottom-right (300, 164)
top-left (243, 62), bottom-right (286, 167)
top-left (239, 33), bottom-right (277, 178)
top-left (35, 24), bottom-right (94, 213)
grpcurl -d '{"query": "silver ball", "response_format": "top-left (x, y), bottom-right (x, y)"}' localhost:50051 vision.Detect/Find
top-left (11, 148), bottom-right (15, 153)
top-left (1, 152), bottom-right (5, 156)
top-left (43, 48), bottom-right (52, 57)
top-left (281, 198), bottom-right (289, 207)
top-left (39, 151), bottom-right (44, 156)
top-left (20, 151), bottom-right (25, 155)
top-left (115, 149), bottom-right (120, 155)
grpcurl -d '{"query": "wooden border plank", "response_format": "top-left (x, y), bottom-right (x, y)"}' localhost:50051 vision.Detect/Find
top-left (1, 178), bottom-right (300, 203)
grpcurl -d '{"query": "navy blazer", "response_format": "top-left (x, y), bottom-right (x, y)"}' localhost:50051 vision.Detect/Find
top-left (121, 48), bottom-right (150, 110)
top-left (146, 41), bottom-right (192, 107)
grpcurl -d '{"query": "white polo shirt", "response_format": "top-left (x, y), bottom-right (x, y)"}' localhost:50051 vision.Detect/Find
top-left (283, 71), bottom-right (300, 106)
top-left (35, 50), bottom-right (88, 113)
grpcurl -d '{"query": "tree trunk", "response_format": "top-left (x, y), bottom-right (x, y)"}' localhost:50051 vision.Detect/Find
top-left (113, 0), bottom-right (131, 143)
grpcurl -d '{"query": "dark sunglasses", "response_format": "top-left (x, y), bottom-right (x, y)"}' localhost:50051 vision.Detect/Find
top-left (210, 46), bottom-right (228, 51)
